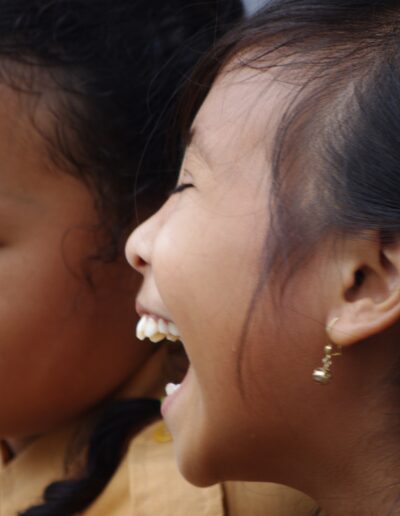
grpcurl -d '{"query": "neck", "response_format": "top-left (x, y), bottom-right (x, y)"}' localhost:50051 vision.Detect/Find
top-left (314, 448), bottom-right (400, 516)
top-left (280, 332), bottom-right (400, 515)
top-left (278, 438), bottom-right (400, 516)
top-left (291, 399), bottom-right (400, 515)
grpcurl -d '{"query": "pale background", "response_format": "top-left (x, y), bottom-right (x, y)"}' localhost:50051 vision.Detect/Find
top-left (242, 0), bottom-right (269, 15)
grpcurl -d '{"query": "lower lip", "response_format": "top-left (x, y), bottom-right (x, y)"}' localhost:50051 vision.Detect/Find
top-left (161, 369), bottom-right (190, 417)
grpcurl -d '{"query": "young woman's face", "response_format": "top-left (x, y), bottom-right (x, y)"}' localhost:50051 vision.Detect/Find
top-left (0, 84), bottom-right (152, 438)
top-left (126, 68), bottom-right (337, 486)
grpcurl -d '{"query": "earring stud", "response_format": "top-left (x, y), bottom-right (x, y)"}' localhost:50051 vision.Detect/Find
top-left (312, 318), bottom-right (342, 384)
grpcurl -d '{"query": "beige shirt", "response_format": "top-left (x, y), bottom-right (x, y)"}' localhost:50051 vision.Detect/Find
top-left (0, 348), bottom-right (318, 515)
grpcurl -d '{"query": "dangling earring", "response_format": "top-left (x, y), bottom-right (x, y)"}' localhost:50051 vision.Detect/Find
top-left (312, 317), bottom-right (342, 384)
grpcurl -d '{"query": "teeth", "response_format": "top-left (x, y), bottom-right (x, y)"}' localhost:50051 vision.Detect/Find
top-left (144, 317), bottom-right (157, 338)
top-left (136, 315), bottom-right (181, 343)
top-left (158, 319), bottom-right (168, 334)
top-left (168, 322), bottom-right (180, 337)
top-left (136, 315), bottom-right (147, 341)
top-left (149, 333), bottom-right (166, 343)
top-left (165, 383), bottom-right (181, 396)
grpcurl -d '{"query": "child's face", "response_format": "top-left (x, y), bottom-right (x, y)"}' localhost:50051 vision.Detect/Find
top-left (0, 84), bottom-right (151, 438)
top-left (126, 67), bottom-right (335, 486)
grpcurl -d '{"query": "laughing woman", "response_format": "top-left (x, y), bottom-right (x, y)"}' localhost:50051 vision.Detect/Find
top-left (127, 1), bottom-right (400, 515)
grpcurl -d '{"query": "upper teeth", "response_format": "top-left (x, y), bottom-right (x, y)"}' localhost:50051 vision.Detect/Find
top-left (136, 315), bottom-right (180, 343)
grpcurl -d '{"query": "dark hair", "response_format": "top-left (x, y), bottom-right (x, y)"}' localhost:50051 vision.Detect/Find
top-left (0, 1), bottom-right (243, 514)
top-left (0, 0), bottom-right (242, 263)
top-left (180, 0), bottom-right (400, 287)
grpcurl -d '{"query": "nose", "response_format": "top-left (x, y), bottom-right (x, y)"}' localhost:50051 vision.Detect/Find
top-left (125, 211), bottom-right (160, 275)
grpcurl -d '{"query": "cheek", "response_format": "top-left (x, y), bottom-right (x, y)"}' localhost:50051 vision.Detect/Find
top-left (0, 241), bottom-right (81, 328)
top-left (0, 238), bottom-right (147, 435)
top-left (153, 207), bottom-right (265, 334)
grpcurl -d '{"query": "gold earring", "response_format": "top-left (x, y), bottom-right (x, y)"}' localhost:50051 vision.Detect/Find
top-left (312, 317), bottom-right (342, 384)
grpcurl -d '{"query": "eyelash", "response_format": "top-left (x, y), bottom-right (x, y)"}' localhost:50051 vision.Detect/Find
top-left (169, 182), bottom-right (194, 195)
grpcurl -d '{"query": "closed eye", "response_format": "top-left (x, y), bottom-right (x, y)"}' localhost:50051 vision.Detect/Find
top-left (169, 182), bottom-right (194, 195)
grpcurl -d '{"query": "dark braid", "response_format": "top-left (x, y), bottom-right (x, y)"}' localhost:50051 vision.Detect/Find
top-left (20, 399), bottom-right (160, 516)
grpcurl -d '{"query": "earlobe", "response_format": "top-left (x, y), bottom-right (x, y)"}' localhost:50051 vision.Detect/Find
top-left (327, 237), bottom-right (400, 348)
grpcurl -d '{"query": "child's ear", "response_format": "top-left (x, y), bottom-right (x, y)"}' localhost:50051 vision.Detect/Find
top-left (327, 234), bottom-right (400, 347)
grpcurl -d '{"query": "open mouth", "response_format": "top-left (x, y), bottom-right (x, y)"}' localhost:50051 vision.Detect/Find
top-left (136, 314), bottom-right (185, 399)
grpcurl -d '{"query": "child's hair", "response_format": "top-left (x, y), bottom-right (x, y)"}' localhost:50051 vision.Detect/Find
top-left (0, 1), bottom-right (242, 514)
top-left (0, 0), bottom-right (242, 265)
top-left (181, 0), bottom-right (400, 290)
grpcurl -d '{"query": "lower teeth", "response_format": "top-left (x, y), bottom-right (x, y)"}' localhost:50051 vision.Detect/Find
top-left (165, 383), bottom-right (181, 396)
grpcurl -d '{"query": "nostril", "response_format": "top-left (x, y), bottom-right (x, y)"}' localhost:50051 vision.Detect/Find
top-left (133, 255), bottom-right (147, 269)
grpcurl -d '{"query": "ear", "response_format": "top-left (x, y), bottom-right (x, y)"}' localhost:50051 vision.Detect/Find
top-left (327, 234), bottom-right (400, 347)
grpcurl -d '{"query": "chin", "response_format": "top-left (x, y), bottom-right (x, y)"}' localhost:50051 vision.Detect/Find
top-left (175, 440), bottom-right (224, 488)
top-left (179, 461), bottom-right (221, 488)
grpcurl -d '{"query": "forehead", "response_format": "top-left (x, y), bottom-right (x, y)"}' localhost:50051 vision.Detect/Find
top-left (191, 64), bottom-right (296, 168)
top-left (0, 81), bottom-right (92, 214)
top-left (0, 79), bottom-right (61, 174)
